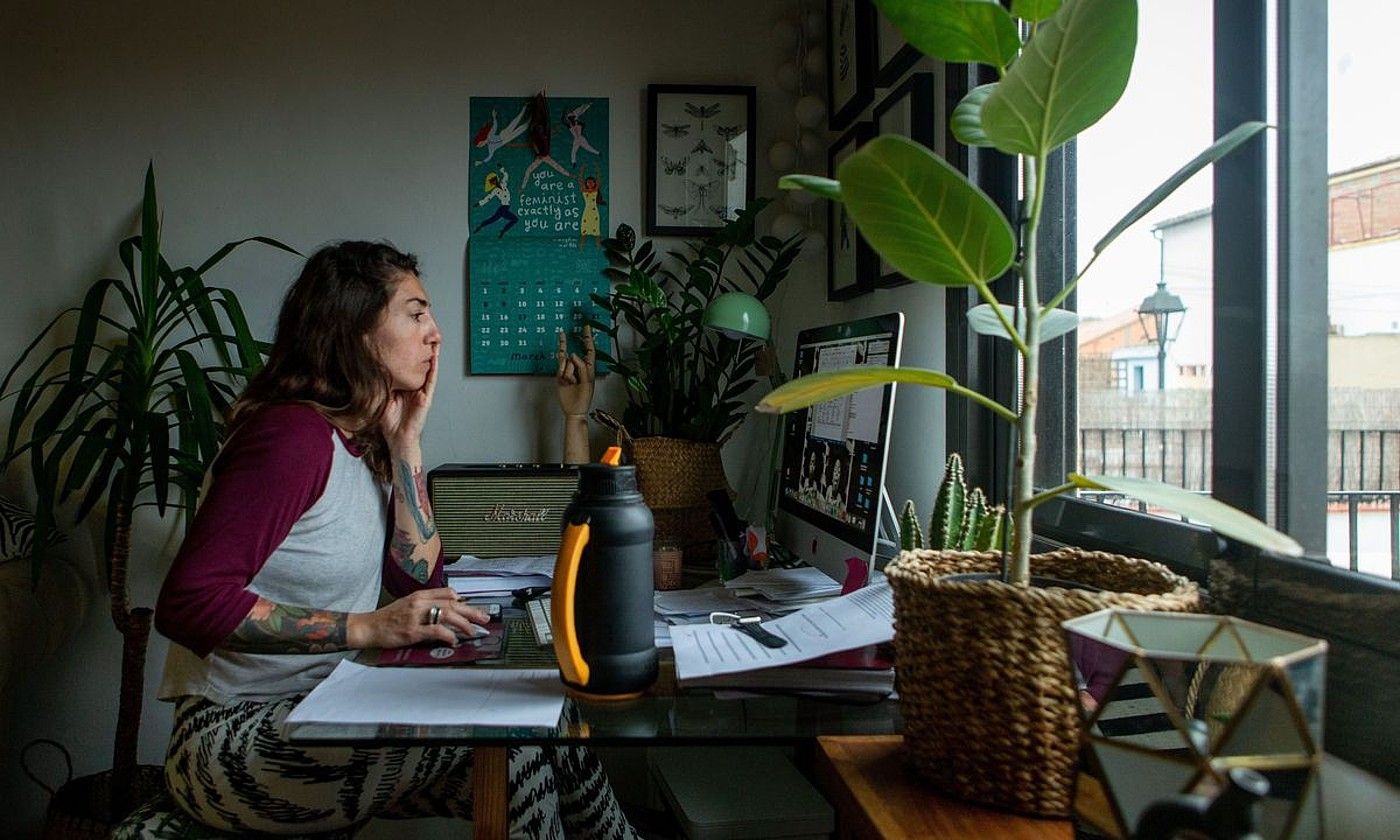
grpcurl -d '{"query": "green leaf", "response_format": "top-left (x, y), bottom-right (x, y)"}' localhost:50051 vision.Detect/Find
top-left (839, 135), bottom-right (1015, 287)
top-left (147, 411), bottom-right (171, 515)
top-left (875, 0), bottom-right (1021, 68)
top-left (951, 84), bottom-right (997, 147)
top-left (33, 278), bottom-right (121, 441)
top-left (1012, 0), bottom-right (1061, 21)
top-left (140, 163), bottom-right (161, 328)
top-left (757, 365), bottom-right (1017, 422)
top-left (195, 235), bottom-right (300, 276)
top-left (968, 303), bottom-right (1079, 343)
top-left (1093, 121), bottom-right (1269, 256)
top-left (778, 174), bottom-right (842, 202)
top-left (981, 0), bottom-right (1137, 156)
top-left (1071, 473), bottom-right (1304, 557)
top-left (175, 349), bottom-right (218, 464)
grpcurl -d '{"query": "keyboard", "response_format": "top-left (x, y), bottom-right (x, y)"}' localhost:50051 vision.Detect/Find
top-left (526, 597), bottom-right (553, 647)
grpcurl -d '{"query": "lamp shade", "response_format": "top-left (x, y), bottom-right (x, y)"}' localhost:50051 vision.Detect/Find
top-left (703, 292), bottom-right (770, 341)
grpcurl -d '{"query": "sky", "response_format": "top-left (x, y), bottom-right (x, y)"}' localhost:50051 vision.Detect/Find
top-left (1074, 0), bottom-right (1399, 327)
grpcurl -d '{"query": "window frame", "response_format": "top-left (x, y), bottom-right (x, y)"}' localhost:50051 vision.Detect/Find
top-left (944, 0), bottom-right (1399, 784)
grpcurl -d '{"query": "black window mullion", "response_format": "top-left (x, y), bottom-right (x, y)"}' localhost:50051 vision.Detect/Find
top-left (1276, 0), bottom-right (1329, 554)
top-left (1212, 0), bottom-right (1270, 520)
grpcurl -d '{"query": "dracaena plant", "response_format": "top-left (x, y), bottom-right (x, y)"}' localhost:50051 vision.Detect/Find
top-left (762, 0), bottom-right (1302, 586)
top-left (0, 163), bottom-right (296, 813)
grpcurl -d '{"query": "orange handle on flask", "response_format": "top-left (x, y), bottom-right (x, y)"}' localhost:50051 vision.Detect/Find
top-left (552, 517), bottom-right (590, 687)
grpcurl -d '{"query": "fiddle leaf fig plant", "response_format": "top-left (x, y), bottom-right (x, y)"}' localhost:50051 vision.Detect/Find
top-left (759, 0), bottom-right (1301, 586)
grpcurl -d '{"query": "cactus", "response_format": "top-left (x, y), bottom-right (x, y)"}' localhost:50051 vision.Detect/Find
top-left (895, 453), bottom-right (1008, 554)
top-left (899, 499), bottom-right (924, 551)
top-left (930, 453), bottom-right (966, 549)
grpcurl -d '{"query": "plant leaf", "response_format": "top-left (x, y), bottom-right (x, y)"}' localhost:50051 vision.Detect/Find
top-left (1070, 473), bottom-right (1304, 557)
top-left (981, 0), bottom-right (1137, 156)
top-left (875, 0), bottom-right (1021, 68)
top-left (140, 164), bottom-right (160, 328)
top-left (175, 349), bottom-right (218, 464)
top-left (33, 278), bottom-right (121, 441)
top-left (951, 84), bottom-right (997, 148)
top-left (778, 174), bottom-right (842, 202)
top-left (1093, 120), bottom-right (1269, 255)
top-left (195, 235), bottom-right (300, 276)
top-left (757, 365), bottom-right (1017, 422)
top-left (839, 135), bottom-right (1014, 287)
top-left (968, 303), bottom-right (1079, 343)
top-left (1012, 0), bottom-right (1061, 21)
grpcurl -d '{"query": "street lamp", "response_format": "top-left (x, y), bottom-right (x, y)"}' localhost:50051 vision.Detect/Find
top-left (1137, 279), bottom-right (1186, 390)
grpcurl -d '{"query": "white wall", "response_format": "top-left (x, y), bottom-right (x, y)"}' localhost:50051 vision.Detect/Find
top-left (0, 2), bottom-right (947, 833)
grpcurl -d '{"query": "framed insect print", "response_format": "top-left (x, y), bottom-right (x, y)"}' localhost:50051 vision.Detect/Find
top-left (646, 84), bottom-right (756, 236)
top-left (827, 0), bottom-right (875, 131)
top-left (874, 4), bottom-right (921, 87)
top-left (871, 71), bottom-right (941, 288)
top-left (828, 122), bottom-right (876, 300)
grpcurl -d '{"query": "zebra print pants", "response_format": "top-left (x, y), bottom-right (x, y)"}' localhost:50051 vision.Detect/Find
top-left (163, 695), bottom-right (639, 838)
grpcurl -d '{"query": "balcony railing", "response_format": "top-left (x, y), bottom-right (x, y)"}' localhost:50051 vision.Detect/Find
top-left (1077, 427), bottom-right (1400, 580)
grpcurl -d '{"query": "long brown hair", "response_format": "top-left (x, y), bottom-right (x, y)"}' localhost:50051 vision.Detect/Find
top-left (230, 241), bottom-right (419, 480)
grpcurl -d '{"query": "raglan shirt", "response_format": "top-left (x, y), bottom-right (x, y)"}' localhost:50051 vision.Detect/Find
top-left (155, 403), bottom-right (445, 704)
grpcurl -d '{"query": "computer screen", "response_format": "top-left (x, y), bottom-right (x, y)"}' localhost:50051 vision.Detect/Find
top-left (773, 312), bottom-right (904, 583)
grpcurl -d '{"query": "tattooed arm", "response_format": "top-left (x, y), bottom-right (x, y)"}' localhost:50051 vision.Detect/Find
top-left (388, 446), bottom-right (441, 583)
top-left (223, 588), bottom-right (487, 653)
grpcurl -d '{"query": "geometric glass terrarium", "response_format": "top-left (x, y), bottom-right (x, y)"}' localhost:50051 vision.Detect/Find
top-left (1062, 609), bottom-right (1327, 839)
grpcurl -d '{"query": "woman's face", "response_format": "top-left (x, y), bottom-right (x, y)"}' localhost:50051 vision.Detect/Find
top-left (370, 272), bottom-right (442, 391)
top-left (832, 459), bottom-right (843, 485)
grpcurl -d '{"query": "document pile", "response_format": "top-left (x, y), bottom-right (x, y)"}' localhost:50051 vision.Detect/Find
top-left (446, 554), bottom-right (553, 597)
top-left (670, 580), bottom-right (896, 697)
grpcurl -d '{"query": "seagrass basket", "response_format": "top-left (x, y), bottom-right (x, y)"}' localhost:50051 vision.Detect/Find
top-left (886, 547), bottom-right (1200, 817)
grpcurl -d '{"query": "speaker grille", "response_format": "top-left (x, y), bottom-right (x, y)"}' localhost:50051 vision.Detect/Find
top-left (428, 465), bottom-right (580, 559)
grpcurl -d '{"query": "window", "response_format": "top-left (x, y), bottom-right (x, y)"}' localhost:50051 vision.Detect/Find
top-left (945, 0), bottom-right (1400, 784)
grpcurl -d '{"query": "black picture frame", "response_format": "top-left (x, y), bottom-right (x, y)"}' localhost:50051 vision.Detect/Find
top-left (873, 6), bottom-right (921, 87)
top-left (645, 84), bottom-right (756, 237)
top-left (828, 122), bottom-right (876, 301)
top-left (871, 71), bottom-right (940, 289)
top-left (827, 0), bottom-right (876, 131)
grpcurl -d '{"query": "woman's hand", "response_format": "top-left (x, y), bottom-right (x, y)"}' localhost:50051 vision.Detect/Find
top-left (347, 587), bottom-right (490, 650)
top-left (383, 346), bottom-right (439, 454)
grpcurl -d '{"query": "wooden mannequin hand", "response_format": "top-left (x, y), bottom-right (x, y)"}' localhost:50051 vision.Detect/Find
top-left (556, 326), bottom-right (595, 417)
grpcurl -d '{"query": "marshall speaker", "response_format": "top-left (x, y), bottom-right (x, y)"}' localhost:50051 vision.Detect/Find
top-left (428, 464), bottom-right (581, 560)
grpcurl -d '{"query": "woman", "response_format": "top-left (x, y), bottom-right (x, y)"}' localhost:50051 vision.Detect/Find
top-left (475, 165), bottom-right (519, 239)
top-left (154, 242), bottom-right (636, 838)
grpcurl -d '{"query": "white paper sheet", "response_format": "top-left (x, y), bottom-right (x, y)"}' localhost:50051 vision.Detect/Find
top-left (452, 554), bottom-right (557, 577)
top-left (285, 660), bottom-right (565, 728)
top-left (723, 567), bottom-right (842, 601)
top-left (448, 573), bottom-right (551, 597)
top-left (671, 582), bottom-right (894, 680)
top-left (653, 587), bottom-right (744, 616)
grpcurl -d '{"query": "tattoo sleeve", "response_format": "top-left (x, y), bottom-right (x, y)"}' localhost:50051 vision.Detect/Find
top-left (224, 597), bottom-right (348, 653)
top-left (391, 458), bottom-right (438, 583)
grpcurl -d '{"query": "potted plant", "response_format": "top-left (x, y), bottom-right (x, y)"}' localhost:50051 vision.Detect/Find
top-left (0, 164), bottom-right (295, 830)
top-left (762, 0), bottom-right (1300, 817)
top-left (589, 200), bottom-right (801, 566)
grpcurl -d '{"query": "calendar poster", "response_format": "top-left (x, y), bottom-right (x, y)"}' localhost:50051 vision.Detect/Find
top-left (467, 94), bottom-right (611, 375)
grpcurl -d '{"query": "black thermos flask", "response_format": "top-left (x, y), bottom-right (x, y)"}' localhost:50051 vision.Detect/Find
top-left (551, 447), bottom-right (658, 699)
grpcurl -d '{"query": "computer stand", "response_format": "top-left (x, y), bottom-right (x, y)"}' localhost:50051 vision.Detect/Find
top-left (872, 486), bottom-right (902, 571)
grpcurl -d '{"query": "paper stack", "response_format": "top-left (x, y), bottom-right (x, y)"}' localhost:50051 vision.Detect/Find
top-left (446, 554), bottom-right (553, 597)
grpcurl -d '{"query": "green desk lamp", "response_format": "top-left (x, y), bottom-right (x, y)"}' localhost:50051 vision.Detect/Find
top-left (702, 292), bottom-right (786, 534)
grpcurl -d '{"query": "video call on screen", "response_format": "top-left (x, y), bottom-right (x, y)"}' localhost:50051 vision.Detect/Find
top-left (780, 334), bottom-right (893, 534)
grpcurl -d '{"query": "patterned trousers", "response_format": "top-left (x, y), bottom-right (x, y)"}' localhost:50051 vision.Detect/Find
top-left (162, 695), bottom-right (639, 839)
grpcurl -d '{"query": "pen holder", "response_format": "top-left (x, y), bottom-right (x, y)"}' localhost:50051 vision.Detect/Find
top-left (715, 538), bottom-right (747, 582)
top-left (652, 545), bottom-right (683, 591)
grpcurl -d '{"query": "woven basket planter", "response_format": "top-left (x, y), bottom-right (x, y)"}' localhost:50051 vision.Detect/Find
top-left (886, 547), bottom-right (1200, 818)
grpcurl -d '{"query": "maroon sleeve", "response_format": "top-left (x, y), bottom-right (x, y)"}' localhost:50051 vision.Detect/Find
top-left (154, 404), bottom-right (333, 657)
top-left (380, 490), bottom-right (447, 598)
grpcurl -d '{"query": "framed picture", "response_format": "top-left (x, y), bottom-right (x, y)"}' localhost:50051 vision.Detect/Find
top-left (828, 0), bottom-right (875, 131)
top-left (871, 71), bottom-right (942, 289)
top-left (646, 84), bottom-right (756, 237)
top-left (874, 6), bottom-right (921, 87)
top-left (828, 122), bottom-right (876, 301)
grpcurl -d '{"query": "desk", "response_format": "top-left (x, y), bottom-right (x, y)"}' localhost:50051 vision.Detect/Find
top-left (288, 651), bottom-right (900, 839)
top-left (815, 736), bottom-right (1073, 839)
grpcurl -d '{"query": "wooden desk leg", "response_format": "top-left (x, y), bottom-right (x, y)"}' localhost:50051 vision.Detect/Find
top-left (472, 746), bottom-right (509, 840)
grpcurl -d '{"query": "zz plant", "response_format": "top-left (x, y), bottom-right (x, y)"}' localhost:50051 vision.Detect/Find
top-left (762, 0), bottom-right (1302, 585)
top-left (591, 199), bottom-right (801, 444)
top-left (0, 164), bottom-right (296, 815)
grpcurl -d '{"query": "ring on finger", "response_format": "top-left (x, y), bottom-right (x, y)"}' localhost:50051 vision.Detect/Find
top-left (427, 605), bottom-right (442, 625)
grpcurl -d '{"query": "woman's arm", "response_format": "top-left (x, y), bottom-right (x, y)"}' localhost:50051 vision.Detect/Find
top-left (223, 589), bottom-right (486, 653)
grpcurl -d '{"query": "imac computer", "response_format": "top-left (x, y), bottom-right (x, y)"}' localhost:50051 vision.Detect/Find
top-left (772, 312), bottom-right (905, 583)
